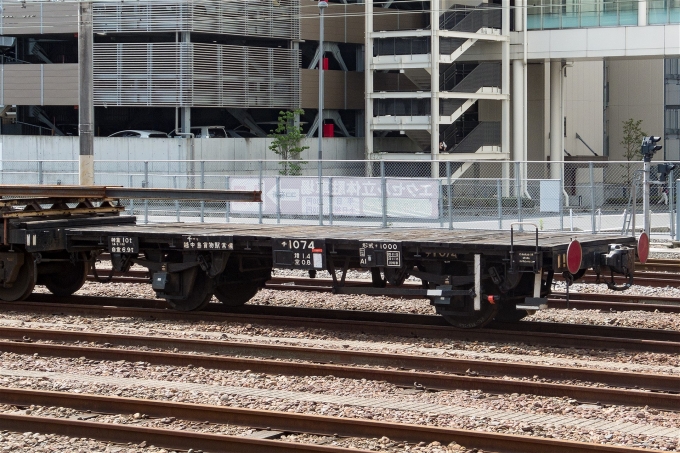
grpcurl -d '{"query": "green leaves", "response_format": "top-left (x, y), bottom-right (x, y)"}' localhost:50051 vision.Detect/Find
top-left (268, 109), bottom-right (309, 176)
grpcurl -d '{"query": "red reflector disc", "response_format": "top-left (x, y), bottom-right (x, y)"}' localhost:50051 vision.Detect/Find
top-left (566, 240), bottom-right (582, 275)
top-left (638, 232), bottom-right (650, 264)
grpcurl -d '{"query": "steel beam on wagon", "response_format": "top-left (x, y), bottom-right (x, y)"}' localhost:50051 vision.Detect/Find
top-left (105, 187), bottom-right (261, 202)
top-left (0, 185), bottom-right (261, 203)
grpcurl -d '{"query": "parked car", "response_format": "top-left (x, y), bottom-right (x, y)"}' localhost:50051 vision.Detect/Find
top-left (169, 126), bottom-right (228, 138)
top-left (109, 130), bottom-right (169, 138)
top-left (225, 128), bottom-right (258, 138)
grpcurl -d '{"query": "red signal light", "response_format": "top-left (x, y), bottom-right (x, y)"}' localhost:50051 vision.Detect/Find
top-left (566, 240), bottom-right (582, 275)
top-left (637, 232), bottom-right (649, 264)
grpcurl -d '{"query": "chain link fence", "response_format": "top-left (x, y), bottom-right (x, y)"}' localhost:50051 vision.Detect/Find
top-left (0, 159), bottom-right (677, 238)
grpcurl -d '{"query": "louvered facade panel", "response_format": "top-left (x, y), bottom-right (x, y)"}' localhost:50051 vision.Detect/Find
top-left (93, 43), bottom-right (299, 108)
top-left (92, 0), bottom-right (300, 40)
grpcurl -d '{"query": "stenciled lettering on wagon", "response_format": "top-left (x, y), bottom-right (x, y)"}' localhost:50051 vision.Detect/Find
top-left (424, 251), bottom-right (458, 258)
top-left (359, 242), bottom-right (402, 267)
top-left (275, 238), bottom-right (325, 269)
top-left (108, 236), bottom-right (139, 254)
top-left (182, 236), bottom-right (233, 251)
top-left (517, 251), bottom-right (536, 265)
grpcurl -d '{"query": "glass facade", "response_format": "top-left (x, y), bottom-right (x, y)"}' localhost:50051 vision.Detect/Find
top-left (527, 0), bottom-right (638, 29)
top-left (649, 0), bottom-right (680, 24)
top-left (665, 59), bottom-right (680, 161)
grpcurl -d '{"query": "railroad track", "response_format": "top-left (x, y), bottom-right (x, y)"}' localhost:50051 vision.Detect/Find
top-left (14, 295), bottom-right (680, 354)
top-left (0, 388), bottom-right (658, 453)
top-left (1, 325), bottom-right (679, 411)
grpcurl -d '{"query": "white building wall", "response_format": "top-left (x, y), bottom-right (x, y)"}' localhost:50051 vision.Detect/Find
top-left (564, 60), bottom-right (604, 157)
top-left (607, 58), bottom-right (664, 162)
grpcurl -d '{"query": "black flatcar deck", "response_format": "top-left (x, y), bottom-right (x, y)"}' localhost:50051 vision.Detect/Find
top-left (0, 197), bottom-right (639, 328)
top-left (66, 221), bottom-right (634, 252)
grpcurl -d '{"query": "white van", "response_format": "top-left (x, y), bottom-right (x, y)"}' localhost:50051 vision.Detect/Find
top-left (169, 126), bottom-right (228, 138)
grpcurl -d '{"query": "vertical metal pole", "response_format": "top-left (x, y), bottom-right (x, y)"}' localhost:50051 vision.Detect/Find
top-left (174, 175), bottom-right (180, 222)
top-left (497, 179), bottom-right (502, 230)
top-left (447, 162), bottom-right (453, 230)
top-left (317, 0), bottom-right (328, 226)
top-left (559, 162), bottom-right (564, 231)
top-left (676, 179), bottom-right (680, 241)
top-left (515, 161), bottom-right (522, 227)
top-left (669, 170), bottom-right (674, 238)
top-left (632, 179), bottom-right (637, 236)
top-left (225, 175), bottom-right (231, 223)
top-left (438, 180), bottom-right (443, 228)
top-left (78, 1), bottom-right (94, 186)
top-left (329, 177), bottom-right (334, 225)
top-left (129, 174), bottom-right (134, 216)
top-left (143, 161), bottom-right (149, 225)
top-left (200, 161), bottom-right (205, 223)
top-left (643, 160), bottom-right (651, 236)
top-left (38, 161), bottom-right (43, 185)
top-left (258, 160), bottom-right (263, 224)
top-left (381, 160), bottom-right (387, 227)
top-left (276, 176), bottom-right (281, 224)
top-left (589, 162), bottom-right (596, 233)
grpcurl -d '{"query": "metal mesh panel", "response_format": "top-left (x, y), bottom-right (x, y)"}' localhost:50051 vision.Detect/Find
top-left (93, 43), bottom-right (300, 108)
top-left (92, 0), bottom-right (300, 40)
top-left (0, 157), bottom-right (677, 237)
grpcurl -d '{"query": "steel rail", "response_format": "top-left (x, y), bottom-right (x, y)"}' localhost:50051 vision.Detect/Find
top-left (0, 331), bottom-right (678, 410)
top-left (0, 413), bottom-right (364, 453)
top-left (0, 388), bottom-right (661, 453)
top-left (4, 325), bottom-right (680, 394)
top-left (16, 296), bottom-right (680, 354)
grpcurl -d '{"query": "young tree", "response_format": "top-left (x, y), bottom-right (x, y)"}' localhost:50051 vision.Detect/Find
top-left (268, 109), bottom-right (309, 176)
top-left (620, 118), bottom-right (646, 188)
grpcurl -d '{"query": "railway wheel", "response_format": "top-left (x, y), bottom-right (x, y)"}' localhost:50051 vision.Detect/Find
top-left (165, 268), bottom-right (215, 312)
top-left (214, 282), bottom-right (259, 307)
top-left (493, 300), bottom-right (529, 323)
top-left (42, 257), bottom-right (89, 297)
top-left (0, 253), bottom-right (36, 302)
top-left (440, 297), bottom-right (498, 329)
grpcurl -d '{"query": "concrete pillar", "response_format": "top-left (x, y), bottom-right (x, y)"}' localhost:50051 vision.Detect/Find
top-left (638, 0), bottom-right (647, 26)
top-left (501, 0), bottom-right (511, 196)
top-left (365, 0), bottom-right (374, 159)
top-left (514, 0), bottom-right (523, 31)
top-left (180, 31), bottom-right (191, 135)
top-left (512, 60), bottom-right (524, 164)
top-left (78, 1), bottom-right (94, 185)
top-left (549, 60), bottom-right (562, 181)
top-left (430, 0), bottom-right (440, 178)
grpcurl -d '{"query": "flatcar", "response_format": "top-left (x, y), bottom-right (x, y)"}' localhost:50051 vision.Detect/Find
top-left (0, 185), bottom-right (641, 328)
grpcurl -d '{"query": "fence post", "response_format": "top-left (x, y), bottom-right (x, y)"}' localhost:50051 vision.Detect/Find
top-left (129, 174), bottom-right (134, 216)
top-left (199, 161), bottom-right (205, 223)
top-left (447, 161), bottom-right (452, 230)
top-left (173, 175), bottom-right (180, 222)
top-left (38, 161), bottom-right (43, 185)
top-left (438, 180), bottom-right (443, 228)
top-left (676, 178), bottom-right (680, 242)
top-left (559, 163), bottom-right (564, 231)
top-left (589, 162), bottom-right (596, 233)
top-left (225, 176), bottom-right (231, 223)
top-left (258, 161), bottom-right (263, 224)
top-left (276, 175), bottom-right (281, 224)
top-left (514, 161), bottom-right (522, 227)
top-left (143, 161), bottom-right (149, 225)
top-left (497, 179), bottom-right (502, 230)
top-left (329, 177), bottom-right (334, 225)
top-left (380, 161), bottom-right (387, 228)
top-left (669, 170), bottom-right (674, 238)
